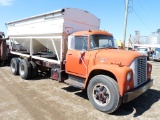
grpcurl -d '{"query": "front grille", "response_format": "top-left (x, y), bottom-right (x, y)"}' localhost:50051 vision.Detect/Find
top-left (130, 56), bottom-right (147, 88)
top-left (137, 57), bottom-right (147, 86)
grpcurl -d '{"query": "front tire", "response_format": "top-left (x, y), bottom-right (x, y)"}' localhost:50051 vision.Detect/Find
top-left (87, 75), bottom-right (121, 113)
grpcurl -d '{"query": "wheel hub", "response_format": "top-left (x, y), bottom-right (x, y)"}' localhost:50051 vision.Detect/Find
top-left (20, 64), bottom-right (25, 76)
top-left (93, 84), bottom-right (110, 106)
top-left (11, 63), bottom-right (15, 71)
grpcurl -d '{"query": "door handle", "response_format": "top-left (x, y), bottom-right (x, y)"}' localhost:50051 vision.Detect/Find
top-left (68, 53), bottom-right (72, 55)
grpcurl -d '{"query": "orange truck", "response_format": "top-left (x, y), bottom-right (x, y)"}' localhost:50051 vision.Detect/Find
top-left (0, 8), bottom-right (153, 113)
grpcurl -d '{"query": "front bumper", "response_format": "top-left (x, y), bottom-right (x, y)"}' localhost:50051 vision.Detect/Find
top-left (123, 79), bottom-right (153, 103)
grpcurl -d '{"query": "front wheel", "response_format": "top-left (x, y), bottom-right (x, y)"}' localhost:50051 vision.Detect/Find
top-left (87, 75), bottom-right (121, 113)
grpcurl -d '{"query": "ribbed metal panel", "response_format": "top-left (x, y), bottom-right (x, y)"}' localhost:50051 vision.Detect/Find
top-left (137, 57), bottom-right (147, 85)
top-left (130, 56), bottom-right (147, 88)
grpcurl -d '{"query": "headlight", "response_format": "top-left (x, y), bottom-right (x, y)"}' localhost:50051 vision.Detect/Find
top-left (127, 72), bottom-right (132, 82)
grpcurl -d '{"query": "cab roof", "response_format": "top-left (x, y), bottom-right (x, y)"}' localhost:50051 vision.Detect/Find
top-left (72, 30), bottom-right (113, 36)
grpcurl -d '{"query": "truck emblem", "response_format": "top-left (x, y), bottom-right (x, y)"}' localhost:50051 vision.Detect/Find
top-left (98, 57), bottom-right (109, 62)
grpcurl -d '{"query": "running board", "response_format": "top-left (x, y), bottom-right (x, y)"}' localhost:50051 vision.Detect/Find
top-left (64, 78), bottom-right (85, 89)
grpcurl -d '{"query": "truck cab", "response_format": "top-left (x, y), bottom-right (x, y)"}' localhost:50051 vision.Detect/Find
top-left (66, 30), bottom-right (115, 77)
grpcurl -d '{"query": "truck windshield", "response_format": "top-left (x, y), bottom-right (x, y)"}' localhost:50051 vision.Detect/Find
top-left (90, 35), bottom-right (115, 50)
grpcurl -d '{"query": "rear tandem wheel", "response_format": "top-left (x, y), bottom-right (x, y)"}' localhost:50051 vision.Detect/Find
top-left (19, 59), bottom-right (31, 80)
top-left (10, 58), bottom-right (20, 75)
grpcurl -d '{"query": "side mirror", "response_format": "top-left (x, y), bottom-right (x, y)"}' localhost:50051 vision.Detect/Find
top-left (79, 50), bottom-right (86, 63)
top-left (80, 50), bottom-right (85, 56)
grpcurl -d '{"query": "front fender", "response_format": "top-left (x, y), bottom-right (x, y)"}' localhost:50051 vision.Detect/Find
top-left (85, 64), bottom-right (134, 96)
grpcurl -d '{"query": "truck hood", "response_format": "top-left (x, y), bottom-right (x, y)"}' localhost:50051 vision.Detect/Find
top-left (95, 49), bottom-right (142, 67)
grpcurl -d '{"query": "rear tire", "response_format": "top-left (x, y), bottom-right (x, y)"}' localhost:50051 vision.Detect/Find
top-left (19, 59), bottom-right (31, 79)
top-left (10, 58), bottom-right (20, 75)
top-left (87, 75), bottom-right (121, 113)
top-left (30, 61), bottom-right (38, 78)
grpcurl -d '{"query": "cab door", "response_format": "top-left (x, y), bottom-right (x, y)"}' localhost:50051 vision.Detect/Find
top-left (65, 36), bottom-right (90, 77)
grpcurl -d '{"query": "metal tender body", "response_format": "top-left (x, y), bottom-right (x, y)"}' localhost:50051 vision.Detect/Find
top-left (6, 8), bottom-right (100, 64)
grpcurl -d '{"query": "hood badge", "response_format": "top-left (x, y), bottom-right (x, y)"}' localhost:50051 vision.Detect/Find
top-left (98, 57), bottom-right (109, 63)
